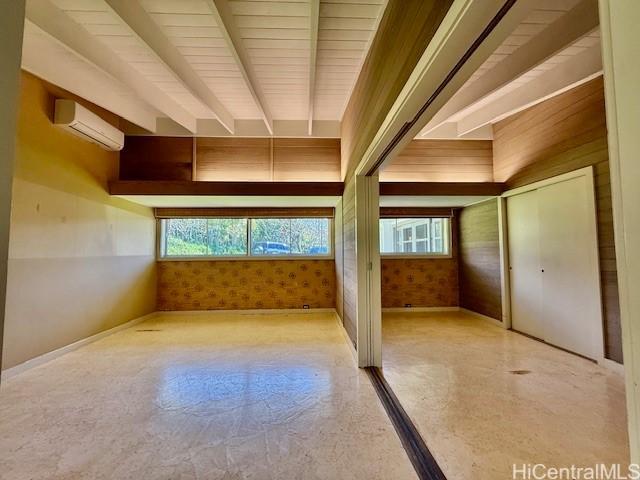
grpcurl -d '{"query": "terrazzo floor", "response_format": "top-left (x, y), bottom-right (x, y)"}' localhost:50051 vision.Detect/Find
top-left (382, 310), bottom-right (630, 480)
top-left (0, 311), bottom-right (416, 480)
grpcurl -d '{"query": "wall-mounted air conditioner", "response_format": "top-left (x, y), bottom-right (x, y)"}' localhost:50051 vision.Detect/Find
top-left (53, 99), bottom-right (125, 151)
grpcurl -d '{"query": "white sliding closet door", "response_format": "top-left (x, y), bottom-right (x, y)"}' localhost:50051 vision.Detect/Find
top-left (507, 191), bottom-right (544, 340)
top-left (537, 177), bottom-right (603, 359)
top-left (506, 169), bottom-right (604, 361)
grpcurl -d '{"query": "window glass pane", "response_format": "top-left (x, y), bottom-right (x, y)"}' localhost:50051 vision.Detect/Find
top-left (161, 217), bottom-right (332, 258)
top-left (251, 218), bottom-right (292, 255)
top-left (379, 217), bottom-right (450, 255)
top-left (251, 218), bottom-right (330, 256)
top-left (207, 218), bottom-right (247, 256)
top-left (291, 218), bottom-right (330, 255)
top-left (379, 219), bottom-right (397, 253)
top-left (163, 218), bottom-right (248, 257)
top-left (164, 218), bottom-right (208, 256)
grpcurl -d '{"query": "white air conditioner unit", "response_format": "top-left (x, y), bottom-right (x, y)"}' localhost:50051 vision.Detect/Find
top-left (54, 99), bottom-right (125, 151)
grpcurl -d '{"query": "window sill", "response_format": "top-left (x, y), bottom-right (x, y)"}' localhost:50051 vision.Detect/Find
top-left (157, 255), bottom-right (335, 262)
top-left (380, 254), bottom-right (453, 260)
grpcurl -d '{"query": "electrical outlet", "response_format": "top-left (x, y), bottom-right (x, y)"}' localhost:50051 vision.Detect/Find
top-left (303, 304), bottom-right (310, 309)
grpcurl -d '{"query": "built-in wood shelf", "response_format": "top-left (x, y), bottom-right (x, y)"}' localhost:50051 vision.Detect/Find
top-left (109, 180), bottom-right (345, 196)
top-left (379, 182), bottom-right (506, 196)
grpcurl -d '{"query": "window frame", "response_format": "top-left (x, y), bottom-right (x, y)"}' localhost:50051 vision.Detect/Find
top-left (157, 217), bottom-right (334, 261)
top-left (379, 217), bottom-right (453, 259)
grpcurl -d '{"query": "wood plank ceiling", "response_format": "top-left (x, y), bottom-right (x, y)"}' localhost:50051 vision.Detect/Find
top-left (22, 0), bottom-right (387, 137)
top-left (412, 0), bottom-right (603, 142)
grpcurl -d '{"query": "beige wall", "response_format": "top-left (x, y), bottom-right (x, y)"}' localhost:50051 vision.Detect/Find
top-left (2, 72), bottom-right (157, 370)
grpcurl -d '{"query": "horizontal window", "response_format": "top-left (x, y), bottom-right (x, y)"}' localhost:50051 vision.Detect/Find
top-left (379, 217), bottom-right (451, 256)
top-left (159, 217), bottom-right (331, 259)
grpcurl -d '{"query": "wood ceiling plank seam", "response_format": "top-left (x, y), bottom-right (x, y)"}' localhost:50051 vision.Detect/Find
top-left (307, 0), bottom-right (320, 134)
top-left (206, 0), bottom-right (289, 131)
top-left (103, 0), bottom-right (237, 131)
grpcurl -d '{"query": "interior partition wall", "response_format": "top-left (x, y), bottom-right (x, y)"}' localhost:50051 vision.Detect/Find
top-left (599, 0), bottom-right (640, 458)
top-left (0, 0), bottom-right (25, 376)
top-left (336, 174), bottom-right (381, 367)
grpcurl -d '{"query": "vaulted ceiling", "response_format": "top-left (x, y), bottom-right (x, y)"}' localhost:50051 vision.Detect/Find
top-left (22, 0), bottom-right (602, 143)
top-left (22, 0), bottom-right (386, 136)
top-left (417, 0), bottom-right (602, 141)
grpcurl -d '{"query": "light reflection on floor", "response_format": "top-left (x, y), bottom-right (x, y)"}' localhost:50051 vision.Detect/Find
top-left (157, 364), bottom-right (331, 418)
top-left (0, 311), bottom-right (416, 480)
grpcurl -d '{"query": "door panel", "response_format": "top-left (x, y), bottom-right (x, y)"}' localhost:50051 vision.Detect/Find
top-left (507, 191), bottom-right (544, 340)
top-left (537, 176), bottom-right (602, 359)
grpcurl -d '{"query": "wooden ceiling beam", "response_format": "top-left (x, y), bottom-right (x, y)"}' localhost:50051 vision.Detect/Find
top-left (104, 0), bottom-right (236, 133)
top-left (22, 21), bottom-right (159, 133)
top-left (24, 0), bottom-right (199, 133)
top-left (110, 181), bottom-right (344, 196)
top-left (379, 182), bottom-right (506, 196)
top-left (207, 0), bottom-right (274, 135)
top-left (457, 45), bottom-right (603, 135)
top-left (420, 0), bottom-right (600, 136)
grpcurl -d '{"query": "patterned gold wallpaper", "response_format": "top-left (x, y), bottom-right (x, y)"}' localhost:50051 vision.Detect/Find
top-left (158, 259), bottom-right (336, 311)
top-left (381, 258), bottom-right (459, 308)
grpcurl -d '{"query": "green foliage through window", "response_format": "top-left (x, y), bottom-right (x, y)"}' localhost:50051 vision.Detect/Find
top-left (161, 217), bottom-right (331, 258)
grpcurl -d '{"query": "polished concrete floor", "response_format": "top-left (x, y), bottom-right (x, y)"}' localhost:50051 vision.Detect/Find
top-left (382, 310), bottom-right (630, 480)
top-left (0, 312), bottom-right (416, 480)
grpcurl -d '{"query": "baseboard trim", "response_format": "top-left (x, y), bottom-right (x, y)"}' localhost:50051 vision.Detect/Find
top-left (156, 307), bottom-right (336, 316)
top-left (1, 312), bottom-right (158, 381)
top-left (459, 308), bottom-right (505, 328)
top-left (382, 306), bottom-right (459, 313)
top-left (599, 357), bottom-right (625, 375)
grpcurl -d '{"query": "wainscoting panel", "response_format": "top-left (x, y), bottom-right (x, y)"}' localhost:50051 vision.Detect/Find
top-left (158, 259), bottom-right (336, 311)
top-left (381, 258), bottom-right (458, 308)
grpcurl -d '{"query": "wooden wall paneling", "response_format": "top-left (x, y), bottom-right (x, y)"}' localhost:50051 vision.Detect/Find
top-left (335, 197), bottom-right (344, 321)
top-left (380, 139), bottom-right (493, 182)
top-left (341, 177), bottom-right (357, 346)
top-left (493, 78), bottom-right (607, 184)
top-left (458, 199), bottom-right (502, 320)
top-left (493, 77), bottom-right (622, 363)
top-left (340, 0), bottom-right (453, 180)
top-left (154, 207), bottom-right (335, 219)
top-left (120, 136), bottom-right (193, 181)
top-left (121, 136), bottom-right (340, 183)
top-left (272, 138), bottom-right (340, 182)
top-left (195, 137), bottom-right (271, 182)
